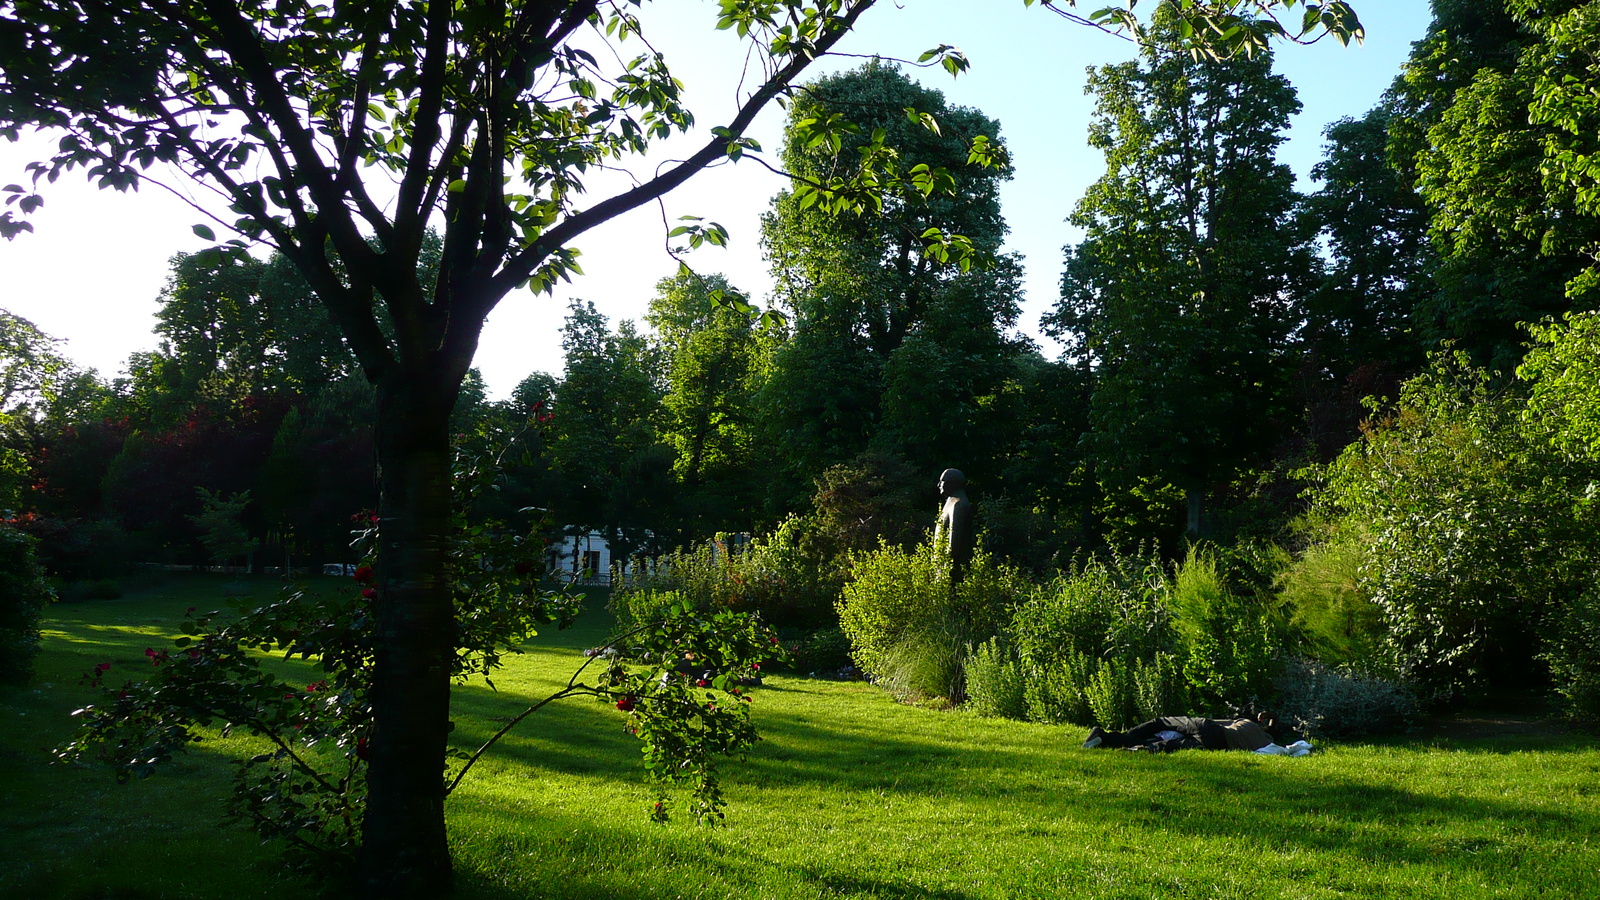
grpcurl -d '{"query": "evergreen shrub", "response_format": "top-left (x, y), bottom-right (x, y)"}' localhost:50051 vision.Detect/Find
top-left (1010, 554), bottom-right (1186, 727)
top-left (0, 525), bottom-right (53, 684)
top-left (1167, 546), bottom-right (1287, 713)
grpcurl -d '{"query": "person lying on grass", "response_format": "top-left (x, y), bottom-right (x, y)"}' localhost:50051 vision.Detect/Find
top-left (1082, 712), bottom-right (1311, 755)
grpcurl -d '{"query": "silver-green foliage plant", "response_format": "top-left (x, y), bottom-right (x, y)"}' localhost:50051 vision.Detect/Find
top-left (1011, 554), bottom-right (1185, 728)
top-left (1273, 658), bottom-right (1416, 739)
top-left (838, 539), bottom-right (1024, 703)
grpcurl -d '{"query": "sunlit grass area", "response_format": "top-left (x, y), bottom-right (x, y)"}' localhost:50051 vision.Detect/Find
top-left (4, 574), bottom-right (1598, 899)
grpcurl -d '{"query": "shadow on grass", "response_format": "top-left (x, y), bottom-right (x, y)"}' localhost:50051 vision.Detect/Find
top-left (23, 584), bottom-right (1600, 900)
top-left (441, 674), bottom-right (1599, 899)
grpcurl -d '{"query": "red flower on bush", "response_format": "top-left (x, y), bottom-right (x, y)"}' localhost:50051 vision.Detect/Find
top-left (355, 737), bottom-right (370, 760)
top-left (615, 696), bottom-right (636, 712)
top-left (353, 565), bottom-right (374, 583)
top-left (361, 587), bottom-right (378, 599)
top-left (95, 662), bottom-right (111, 673)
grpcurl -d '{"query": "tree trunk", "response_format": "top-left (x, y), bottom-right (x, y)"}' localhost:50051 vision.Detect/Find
top-left (1186, 488), bottom-right (1203, 538)
top-left (358, 374), bottom-right (457, 897)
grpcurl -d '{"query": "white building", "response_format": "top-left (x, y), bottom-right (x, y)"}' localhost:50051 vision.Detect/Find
top-left (549, 530), bottom-right (624, 584)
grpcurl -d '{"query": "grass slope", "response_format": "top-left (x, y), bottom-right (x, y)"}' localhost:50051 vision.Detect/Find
top-left (3, 575), bottom-right (1597, 899)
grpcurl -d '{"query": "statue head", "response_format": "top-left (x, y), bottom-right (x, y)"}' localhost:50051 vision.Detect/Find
top-left (937, 468), bottom-right (966, 498)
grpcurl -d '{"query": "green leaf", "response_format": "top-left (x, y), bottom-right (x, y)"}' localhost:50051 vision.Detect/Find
top-left (192, 223), bottom-right (216, 241)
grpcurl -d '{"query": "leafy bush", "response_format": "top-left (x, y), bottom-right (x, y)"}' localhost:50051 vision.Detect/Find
top-left (1542, 585), bottom-right (1600, 720)
top-left (780, 626), bottom-right (854, 676)
top-left (1167, 546), bottom-right (1287, 713)
top-left (1273, 658), bottom-right (1417, 739)
top-left (837, 540), bottom-right (1024, 703)
top-left (1521, 315), bottom-right (1600, 719)
top-left (964, 637), bottom-right (1027, 719)
top-left (1306, 356), bottom-right (1579, 704)
top-left (1010, 553), bottom-right (1187, 727)
top-left (0, 525), bottom-right (52, 683)
top-left (728, 516), bottom-right (847, 628)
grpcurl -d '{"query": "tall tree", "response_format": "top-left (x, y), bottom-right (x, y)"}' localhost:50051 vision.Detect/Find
top-left (0, 310), bottom-right (83, 509)
top-left (1046, 23), bottom-right (1312, 536)
top-left (151, 249), bottom-right (363, 404)
top-left (1302, 106), bottom-right (1431, 380)
top-left (0, 1), bottom-right (1363, 890)
top-left (1296, 105), bottom-right (1432, 457)
top-left (1387, 0), bottom-right (1587, 368)
top-left (760, 62), bottom-right (1028, 493)
top-left (646, 272), bottom-right (773, 536)
top-left (550, 300), bottom-right (674, 558)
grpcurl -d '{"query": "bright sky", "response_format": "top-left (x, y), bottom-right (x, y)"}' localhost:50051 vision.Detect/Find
top-left (0, 0), bottom-right (1435, 399)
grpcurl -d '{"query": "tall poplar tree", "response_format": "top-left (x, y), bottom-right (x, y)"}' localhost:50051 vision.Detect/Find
top-left (1047, 21), bottom-right (1312, 536)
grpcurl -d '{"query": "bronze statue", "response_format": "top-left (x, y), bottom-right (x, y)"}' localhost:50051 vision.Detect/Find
top-left (934, 468), bottom-right (974, 582)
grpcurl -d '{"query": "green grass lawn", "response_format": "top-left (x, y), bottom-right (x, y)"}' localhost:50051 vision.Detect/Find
top-left (4, 575), bottom-right (1598, 899)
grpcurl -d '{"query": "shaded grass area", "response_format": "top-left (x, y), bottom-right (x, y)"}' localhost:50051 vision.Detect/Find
top-left (4, 574), bottom-right (1598, 899)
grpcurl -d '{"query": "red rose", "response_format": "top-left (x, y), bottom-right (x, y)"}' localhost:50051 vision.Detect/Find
top-left (362, 587), bottom-right (378, 599)
top-left (355, 737), bottom-right (370, 760)
top-left (615, 696), bottom-right (636, 712)
top-left (353, 565), bottom-right (374, 583)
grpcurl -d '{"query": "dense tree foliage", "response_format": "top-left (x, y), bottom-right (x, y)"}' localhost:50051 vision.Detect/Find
top-left (760, 62), bottom-right (1033, 502)
top-left (1047, 24), bottom-right (1311, 537)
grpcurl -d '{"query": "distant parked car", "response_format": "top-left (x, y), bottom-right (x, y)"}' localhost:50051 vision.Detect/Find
top-left (323, 563), bottom-right (357, 576)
